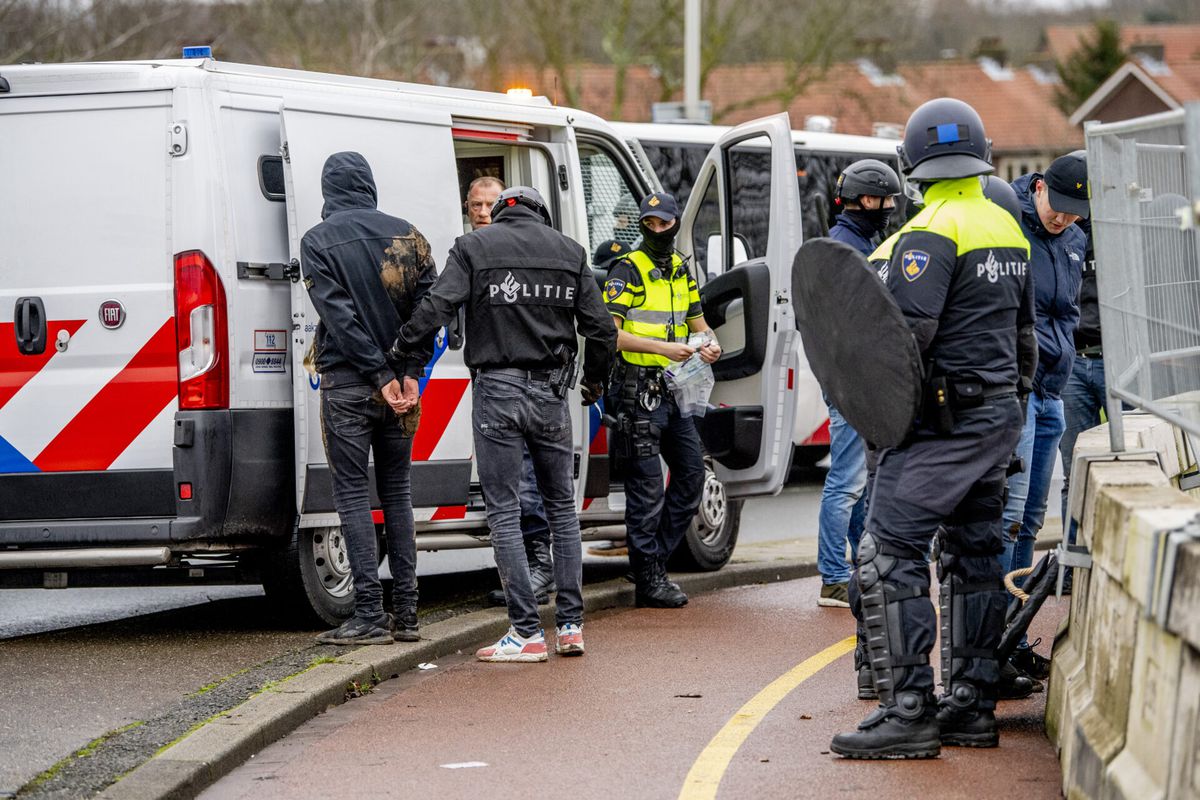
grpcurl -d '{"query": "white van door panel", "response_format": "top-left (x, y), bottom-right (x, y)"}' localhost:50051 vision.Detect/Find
top-left (678, 113), bottom-right (802, 498)
top-left (0, 91), bottom-right (176, 486)
top-left (280, 100), bottom-right (471, 524)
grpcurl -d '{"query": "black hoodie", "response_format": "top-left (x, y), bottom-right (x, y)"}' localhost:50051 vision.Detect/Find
top-left (300, 152), bottom-right (436, 389)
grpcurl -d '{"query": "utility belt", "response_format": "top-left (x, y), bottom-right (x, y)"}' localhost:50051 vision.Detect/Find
top-left (474, 360), bottom-right (578, 400)
top-left (604, 361), bottom-right (666, 458)
top-left (925, 376), bottom-right (1016, 434)
top-left (611, 360), bottom-right (666, 413)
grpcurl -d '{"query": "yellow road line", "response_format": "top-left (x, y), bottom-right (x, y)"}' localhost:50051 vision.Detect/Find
top-left (678, 636), bottom-right (856, 800)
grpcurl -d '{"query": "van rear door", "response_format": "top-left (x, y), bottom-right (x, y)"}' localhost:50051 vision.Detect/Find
top-left (678, 113), bottom-right (803, 497)
top-left (0, 91), bottom-right (178, 524)
top-left (279, 100), bottom-right (473, 526)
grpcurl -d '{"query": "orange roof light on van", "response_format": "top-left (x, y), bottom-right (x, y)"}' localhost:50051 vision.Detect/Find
top-left (506, 87), bottom-right (534, 100)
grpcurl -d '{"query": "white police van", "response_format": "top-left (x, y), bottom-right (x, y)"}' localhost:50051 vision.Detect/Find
top-left (0, 54), bottom-right (804, 624)
top-left (613, 121), bottom-right (907, 464)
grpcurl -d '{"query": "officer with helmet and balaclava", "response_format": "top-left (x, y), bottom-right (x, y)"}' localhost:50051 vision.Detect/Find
top-left (830, 98), bottom-right (1036, 759)
top-left (393, 186), bottom-right (615, 663)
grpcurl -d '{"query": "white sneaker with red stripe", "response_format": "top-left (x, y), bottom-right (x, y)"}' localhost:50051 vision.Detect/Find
top-left (475, 628), bottom-right (548, 663)
top-left (555, 623), bottom-right (585, 656)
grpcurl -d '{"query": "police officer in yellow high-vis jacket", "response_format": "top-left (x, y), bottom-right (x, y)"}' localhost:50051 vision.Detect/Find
top-left (603, 192), bottom-right (721, 609)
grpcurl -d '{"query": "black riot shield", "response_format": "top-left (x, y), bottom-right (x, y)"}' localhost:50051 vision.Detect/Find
top-left (791, 238), bottom-right (922, 448)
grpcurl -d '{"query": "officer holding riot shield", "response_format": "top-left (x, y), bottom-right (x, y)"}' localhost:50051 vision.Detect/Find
top-left (393, 186), bottom-right (615, 662)
top-left (814, 99), bottom-right (1037, 758)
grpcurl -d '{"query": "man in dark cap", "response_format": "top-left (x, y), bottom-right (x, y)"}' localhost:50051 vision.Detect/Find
top-left (1002, 151), bottom-right (1089, 682)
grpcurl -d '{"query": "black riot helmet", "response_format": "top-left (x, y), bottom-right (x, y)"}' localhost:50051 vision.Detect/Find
top-left (491, 185), bottom-right (552, 226)
top-left (898, 97), bottom-right (993, 181)
top-left (981, 176), bottom-right (1021, 222)
top-left (835, 159), bottom-right (902, 204)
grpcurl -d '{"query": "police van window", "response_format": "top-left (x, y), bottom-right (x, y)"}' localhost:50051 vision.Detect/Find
top-left (689, 171), bottom-right (721, 281)
top-left (453, 140), bottom-right (558, 231)
top-left (640, 142), bottom-right (708, 206)
top-left (577, 143), bottom-right (641, 251)
top-left (726, 137), bottom-right (772, 265)
top-left (258, 155), bottom-right (285, 201)
top-left (798, 151), bottom-right (910, 240)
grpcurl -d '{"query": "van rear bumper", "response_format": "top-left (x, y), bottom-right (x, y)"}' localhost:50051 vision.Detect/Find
top-left (0, 409), bottom-right (295, 548)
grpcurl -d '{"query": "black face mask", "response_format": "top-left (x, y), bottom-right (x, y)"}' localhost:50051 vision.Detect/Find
top-left (639, 218), bottom-right (679, 266)
top-left (845, 207), bottom-right (893, 235)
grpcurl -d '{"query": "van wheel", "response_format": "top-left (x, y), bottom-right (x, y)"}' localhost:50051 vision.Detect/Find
top-left (669, 461), bottom-right (742, 572)
top-left (262, 526), bottom-right (355, 627)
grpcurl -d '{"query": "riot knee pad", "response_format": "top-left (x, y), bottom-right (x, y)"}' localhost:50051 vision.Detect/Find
top-left (856, 532), bottom-right (932, 717)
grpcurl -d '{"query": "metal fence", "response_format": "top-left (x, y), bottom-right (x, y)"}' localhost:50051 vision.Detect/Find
top-left (1086, 105), bottom-right (1200, 451)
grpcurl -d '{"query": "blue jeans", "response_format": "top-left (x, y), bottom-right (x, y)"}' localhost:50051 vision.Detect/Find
top-left (1002, 392), bottom-right (1066, 578)
top-left (472, 370), bottom-right (582, 637)
top-left (320, 385), bottom-right (417, 621)
top-left (1059, 356), bottom-right (1106, 525)
top-left (817, 402), bottom-right (866, 585)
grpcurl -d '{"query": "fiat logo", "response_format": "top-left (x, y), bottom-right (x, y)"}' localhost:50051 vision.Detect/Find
top-left (99, 300), bottom-right (125, 330)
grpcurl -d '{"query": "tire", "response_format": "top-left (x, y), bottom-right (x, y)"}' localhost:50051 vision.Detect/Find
top-left (261, 526), bottom-right (356, 627)
top-left (669, 460), bottom-right (742, 572)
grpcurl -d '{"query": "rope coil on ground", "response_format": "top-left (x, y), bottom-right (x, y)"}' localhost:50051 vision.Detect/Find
top-left (1005, 567), bottom-right (1035, 603)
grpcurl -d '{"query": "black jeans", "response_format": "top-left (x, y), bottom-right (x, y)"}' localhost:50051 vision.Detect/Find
top-left (472, 370), bottom-right (582, 637)
top-left (320, 384), bottom-right (417, 621)
top-left (610, 391), bottom-right (705, 562)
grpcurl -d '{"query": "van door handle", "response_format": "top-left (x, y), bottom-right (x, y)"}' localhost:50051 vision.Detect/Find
top-left (14, 297), bottom-right (47, 356)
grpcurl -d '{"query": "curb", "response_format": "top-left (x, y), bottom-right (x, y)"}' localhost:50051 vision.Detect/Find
top-left (98, 558), bottom-right (820, 800)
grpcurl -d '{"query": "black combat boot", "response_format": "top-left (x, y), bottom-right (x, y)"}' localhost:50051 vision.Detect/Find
top-left (936, 684), bottom-right (998, 747)
top-left (632, 551), bottom-right (687, 608)
top-left (830, 692), bottom-right (941, 759)
top-left (996, 660), bottom-right (1036, 699)
top-left (655, 557), bottom-right (687, 603)
top-left (389, 607), bottom-right (420, 643)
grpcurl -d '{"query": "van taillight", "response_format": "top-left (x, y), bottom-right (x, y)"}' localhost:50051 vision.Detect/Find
top-left (174, 250), bottom-right (229, 409)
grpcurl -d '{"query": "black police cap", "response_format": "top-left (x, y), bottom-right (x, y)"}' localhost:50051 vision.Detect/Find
top-left (639, 192), bottom-right (680, 221)
top-left (593, 239), bottom-right (630, 268)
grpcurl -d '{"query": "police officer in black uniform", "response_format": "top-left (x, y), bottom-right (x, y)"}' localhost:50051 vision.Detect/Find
top-left (393, 186), bottom-right (615, 661)
top-left (830, 98), bottom-right (1037, 758)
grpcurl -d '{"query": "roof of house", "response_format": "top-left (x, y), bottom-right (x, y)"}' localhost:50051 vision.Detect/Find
top-left (503, 57), bottom-right (1080, 156)
top-left (1043, 23), bottom-right (1200, 64)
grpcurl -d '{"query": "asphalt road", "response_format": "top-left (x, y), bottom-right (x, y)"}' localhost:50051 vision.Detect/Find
top-left (0, 462), bottom-right (1065, 797)
top-left (201, 575), bottom-right (1066, 800)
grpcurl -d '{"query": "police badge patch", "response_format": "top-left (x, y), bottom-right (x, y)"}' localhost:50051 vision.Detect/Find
top-left (604, 279), bottom-right (626, 301)
top-left (901, 250), bottom-right (931, 282)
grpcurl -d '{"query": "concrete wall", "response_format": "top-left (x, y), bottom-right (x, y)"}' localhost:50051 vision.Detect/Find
top-left (1047, 413), bottom-right (1200, 799)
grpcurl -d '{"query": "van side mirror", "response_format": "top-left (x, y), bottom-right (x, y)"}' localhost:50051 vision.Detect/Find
top-left (705, 233), bottom-right (750, 276)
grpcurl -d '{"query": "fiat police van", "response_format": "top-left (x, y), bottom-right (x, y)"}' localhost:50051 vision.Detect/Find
top-left (612, 121), bottom-right (907, 464)
top-left (0, 55), bottom-right (805, 624)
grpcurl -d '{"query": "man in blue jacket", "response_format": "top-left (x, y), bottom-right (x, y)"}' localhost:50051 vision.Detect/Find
top-left (1003, 152), bottom-right (1090, 679)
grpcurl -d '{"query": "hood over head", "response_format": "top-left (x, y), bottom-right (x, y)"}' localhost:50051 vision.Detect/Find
top-left (321, 151), bottom-right (378, 219)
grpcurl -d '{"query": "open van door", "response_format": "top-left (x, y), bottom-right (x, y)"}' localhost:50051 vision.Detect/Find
top-left (279, 100), bottom-right (471, 528)
top-left (678, 113), bottom-right (802, 498)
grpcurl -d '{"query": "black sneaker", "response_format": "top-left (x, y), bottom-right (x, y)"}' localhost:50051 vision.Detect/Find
top-left (997, 660), bottom-right (1036, 700)
top-left (389, 608), bottom-right (420, 642)
top-left (315, 615), bottom-right (393, 646)
top-left (1011, 640), bottom-right (1051, 680)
